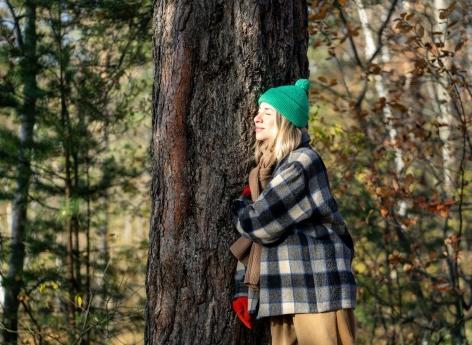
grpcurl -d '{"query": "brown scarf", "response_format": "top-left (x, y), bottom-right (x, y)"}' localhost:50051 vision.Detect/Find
top-left (230, 141), bottom-right (276, 291)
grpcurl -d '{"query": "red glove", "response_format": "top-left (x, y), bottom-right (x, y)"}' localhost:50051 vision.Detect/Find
top-left (241, 184), bottom-right (251, 199)
top-left (232, 296), bottom-right (254, 329)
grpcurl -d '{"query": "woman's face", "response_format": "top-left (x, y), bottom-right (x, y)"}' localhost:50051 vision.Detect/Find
top-left (254, 102), bottom-right (276, 142)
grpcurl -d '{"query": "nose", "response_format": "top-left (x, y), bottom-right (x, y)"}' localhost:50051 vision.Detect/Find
top-left (254, 111), bottom-right (262, 124)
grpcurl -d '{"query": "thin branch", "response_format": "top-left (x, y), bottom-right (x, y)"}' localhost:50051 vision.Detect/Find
top-left (366, 0), bottom-right (400, 66)
top-left (336, 1), bottom-right (364, 68)
top-left (5, 0), bottom-right (24, 50)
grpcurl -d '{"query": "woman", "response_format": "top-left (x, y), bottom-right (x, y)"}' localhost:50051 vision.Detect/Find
top-left (230, 79), bottom-right (357, 345)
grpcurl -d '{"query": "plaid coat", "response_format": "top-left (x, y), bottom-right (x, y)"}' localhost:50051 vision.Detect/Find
top-left (230, 130), bottom-right (357, 320)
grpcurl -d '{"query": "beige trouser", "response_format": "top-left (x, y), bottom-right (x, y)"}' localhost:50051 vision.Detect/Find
top-left (270, 308), bottom-right (356, 345)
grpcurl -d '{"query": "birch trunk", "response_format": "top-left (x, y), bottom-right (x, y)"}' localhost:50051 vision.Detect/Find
top-left (433, 2), bottom-right (465, 342)
top-left (433, 0), bottom-right (454, 195)
top-left (357, 0), bottom-right (407, 216)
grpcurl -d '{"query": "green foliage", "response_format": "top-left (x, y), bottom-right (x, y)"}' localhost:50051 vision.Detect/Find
top-left (0, 0), bottom-right (152, 343)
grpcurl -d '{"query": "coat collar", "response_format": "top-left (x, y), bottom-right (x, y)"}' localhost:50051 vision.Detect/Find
top-left (298, 128), bottom-right (311, 149)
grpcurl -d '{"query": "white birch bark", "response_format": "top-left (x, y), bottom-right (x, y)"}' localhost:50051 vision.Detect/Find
top-left (433, 0), bottom-right (454, 195)
top-left (356, 0), bottom-right (407, 216)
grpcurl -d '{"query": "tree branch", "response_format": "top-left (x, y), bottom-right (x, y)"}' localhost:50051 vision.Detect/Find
top-left (5, 0), bottom-right (24, 50)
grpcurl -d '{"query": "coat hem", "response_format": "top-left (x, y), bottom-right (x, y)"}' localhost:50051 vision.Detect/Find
top-left (255, 301), bottom-right (357, 320)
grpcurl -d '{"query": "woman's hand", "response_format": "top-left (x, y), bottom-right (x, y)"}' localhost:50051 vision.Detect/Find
top-left (241, 184), bottom-right (251, 198)
top-left (232, 296), bottom-right (254, 329)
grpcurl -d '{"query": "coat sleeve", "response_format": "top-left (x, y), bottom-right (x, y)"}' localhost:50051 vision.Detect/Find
top-left (232, 260), bottom-right (248, 299)
top-left (230, 161), bottom-right (314, 245)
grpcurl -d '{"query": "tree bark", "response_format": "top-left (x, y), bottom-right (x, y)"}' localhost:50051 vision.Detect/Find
top-left (2, 1), bottom-right (37, 343)
top-left (97, 126), bottom-right (110, 308)
top-left (56, 8), bottom-right (78, 332)
top-left (145, 1), bottom-right (308, 344)
top-left (433, 0), bottom-right (454, 195)
top-left (432, 1), bottom-right (465, 342)
top-left (357, 1), bottom-right (407, 216)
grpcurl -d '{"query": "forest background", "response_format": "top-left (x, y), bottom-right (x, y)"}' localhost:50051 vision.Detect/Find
top-left (0, 0), bottom-right (471, 345)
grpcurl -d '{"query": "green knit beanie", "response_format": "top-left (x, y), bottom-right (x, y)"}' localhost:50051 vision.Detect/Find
top-left (257, 79), bottom-right (310, 128)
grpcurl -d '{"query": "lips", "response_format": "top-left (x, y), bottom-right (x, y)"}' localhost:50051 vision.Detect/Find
top-left (255, 127), bottom-right (264, 131)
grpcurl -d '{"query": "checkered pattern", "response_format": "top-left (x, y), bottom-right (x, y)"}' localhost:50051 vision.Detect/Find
top-left (231, 140), bottom-right (357, 320)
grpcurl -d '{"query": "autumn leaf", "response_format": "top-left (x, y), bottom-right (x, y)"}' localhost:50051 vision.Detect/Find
top-left (443, 198), bottom-right (456, 207)
top-left (444, 233), bottom-right (460, 249)
top-left (429, 198), bottom-right (455, 218)
top-left (416, 196), bottom-right (428, 209)
top-left (447, 0), bottom-right (457, 11)
top-left (405, 12), bottom-right (415, 21)
top-left (390, 102), bottom-right (408, 112)
top-left (75, 295), bottom-right (83, 307)
top-left (434, 282), bottom-right (452, 292)
top-left (373, 97), bottom-right (387, 111)
top-left (354, 261), bottom-right (366, 273)
top-left (392, 178), bottom-right (399, 192)
top-left (438, 10), bottom-right (448, 20)
top-left (310, 2), bottom-right (330, 20)
top-left (369, 64), bottom-right (382, 74)
top-left (388, 250), bottom-right (402, 266)
top-left (454, 41), bottom-right (464, 52)
top-left (18, 293), bottom-right (29, 302)
top-left (401, 217), bottom-right (417, 227)
top-left (438, 207), bottom-right (449, 218)
top-left (403, 174), bottom-right (415, 193)
top-left (403, 263), bottom-right (413, 273)
top-left (375, 186), bottom-right (391, 197)
top-left (416, 24), bottom-right (424, 37)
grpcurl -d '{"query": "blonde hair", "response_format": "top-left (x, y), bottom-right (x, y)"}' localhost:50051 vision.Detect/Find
top-left (253, 111), bottom-right (303, 166)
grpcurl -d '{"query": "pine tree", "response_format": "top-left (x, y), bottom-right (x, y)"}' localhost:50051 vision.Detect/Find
top-left (146, 1), bottom-right (309, 344)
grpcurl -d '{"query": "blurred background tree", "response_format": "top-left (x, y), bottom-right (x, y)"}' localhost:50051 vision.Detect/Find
top-left (307, 0), bottom-right (471, 344)
top-left (1, 0), bottom-right (152, 344)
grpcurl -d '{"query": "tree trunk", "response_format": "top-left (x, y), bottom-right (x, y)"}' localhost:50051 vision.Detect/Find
top-left (97, 126), bottom-right (110, 307)
top-left (2, 2), bottom-right (38, 344)
top-left (357, 1), bottom-right (407, 216)
top-left (433, 0), bottom-right (454, 195)
top-left (145, 1), bottom-right (309, 344)
top-left (432, 1), bottom-right (465, 342)
top-left (57, 20), bottom-right (78, 334)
